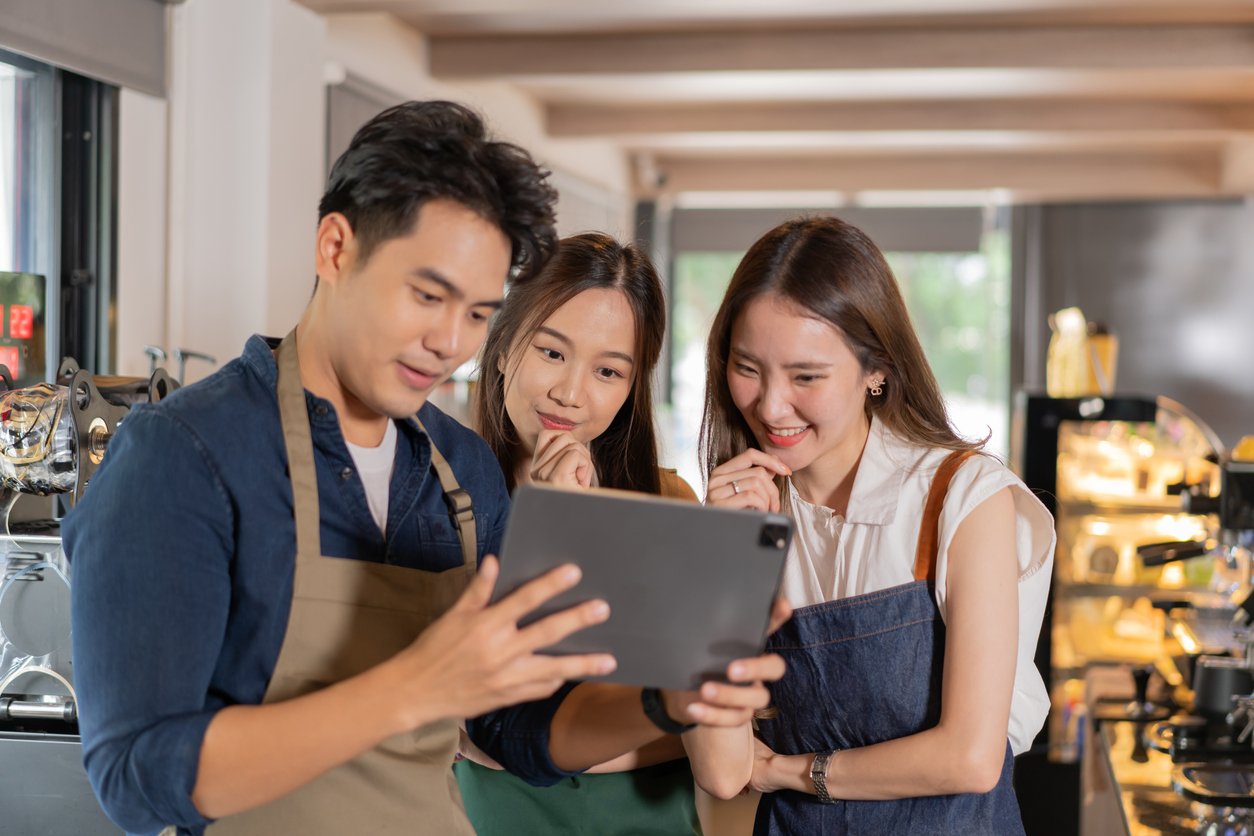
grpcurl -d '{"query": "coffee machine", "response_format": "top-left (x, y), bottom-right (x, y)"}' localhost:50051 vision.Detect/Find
top-left (0, 359), bottom-right (175, 836)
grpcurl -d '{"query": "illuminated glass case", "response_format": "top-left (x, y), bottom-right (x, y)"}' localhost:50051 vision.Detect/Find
top-left (1013, 393), bottom-right (1224, 763)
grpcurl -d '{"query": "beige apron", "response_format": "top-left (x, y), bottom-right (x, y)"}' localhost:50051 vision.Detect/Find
top-left (206, 331), bottom-right (479, 835)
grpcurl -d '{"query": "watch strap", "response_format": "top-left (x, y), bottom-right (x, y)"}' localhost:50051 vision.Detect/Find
top-left (641, 687), bottom-right (696, 734)
top-left (811, 750), bottom-right (836, 803)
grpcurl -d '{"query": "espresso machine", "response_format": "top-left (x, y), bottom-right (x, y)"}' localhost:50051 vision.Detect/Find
top-left (1090, 443), bottom-right (1254, 835)
top-left (0, 357), bottom-right (175, 835)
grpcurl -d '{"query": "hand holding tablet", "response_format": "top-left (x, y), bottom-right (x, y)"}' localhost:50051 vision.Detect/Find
top-left (493, 484), bottom-right (793, 691)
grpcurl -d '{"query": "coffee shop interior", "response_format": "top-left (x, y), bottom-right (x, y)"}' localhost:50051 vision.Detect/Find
top-left (3, 1), bottom-right (1254, 834)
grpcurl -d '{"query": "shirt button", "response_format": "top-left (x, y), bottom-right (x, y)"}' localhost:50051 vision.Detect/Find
top-left (314, 405), bottom-right (328, 417)
top-left (340, 467), bottom-right (353, 480)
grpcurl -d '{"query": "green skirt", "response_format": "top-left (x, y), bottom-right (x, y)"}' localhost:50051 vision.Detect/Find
top-left (454, 757), bottom-right (702, 836)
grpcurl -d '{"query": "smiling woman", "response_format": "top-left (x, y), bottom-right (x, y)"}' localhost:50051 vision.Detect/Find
top-left (686, 216), bottom-right (1054, 835)
top-left (475, 232), bottom-right (668, 495)
top-left (500, 287), bottom-right (636, 485)
top-left (460, 231), bottom-right (708, 836)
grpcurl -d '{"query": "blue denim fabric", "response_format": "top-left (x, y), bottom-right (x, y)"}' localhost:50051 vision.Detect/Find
top-left (753, 580), bottom-right (1024, 835)
top-left (64, 335), bottom-right (574, 836)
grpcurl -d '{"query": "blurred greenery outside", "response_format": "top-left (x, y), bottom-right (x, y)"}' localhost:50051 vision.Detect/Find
top-left (663, 230), bottom-right (1011, 490)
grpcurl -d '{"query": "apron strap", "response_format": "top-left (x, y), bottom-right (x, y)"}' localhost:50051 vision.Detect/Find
top-left (274, 329), bottom-right (476, 570)
top-left (415, 419), bottom-right (478, 572)
top-left (275, 330), bottom-right (323, 560)
top-left (912, 450), bottom-right (976, 583)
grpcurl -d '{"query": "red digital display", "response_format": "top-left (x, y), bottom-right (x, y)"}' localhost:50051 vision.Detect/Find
top-left (8, 305), bottom-right (33, 340)
top-left (0, 346), bottom-right (20, 378)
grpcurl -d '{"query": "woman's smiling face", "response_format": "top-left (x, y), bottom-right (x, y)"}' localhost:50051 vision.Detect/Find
top-left (727, 293), bottom-right (879, 477)
top-left (503, 287), bottom-right (637, 454)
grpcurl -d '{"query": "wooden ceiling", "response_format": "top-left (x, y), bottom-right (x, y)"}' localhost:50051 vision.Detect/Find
top-left (297, 1), bottom-right (1254, 201)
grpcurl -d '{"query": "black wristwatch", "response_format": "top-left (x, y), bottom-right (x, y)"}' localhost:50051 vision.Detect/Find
top-left (641, 687), bottom-right (696, 734)
top-left (811, 750), bottom-right (837, 803)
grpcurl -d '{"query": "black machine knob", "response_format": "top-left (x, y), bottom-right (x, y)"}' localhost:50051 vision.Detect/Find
top-left (1133, 666), bottom-right (1152, 705)
top-left (1138, 540), bottom-right (1209, 567)
top-left (1182, 484), bottom-right (1222, 516)
top-left (1127, 665), bottom-right (1158, 720)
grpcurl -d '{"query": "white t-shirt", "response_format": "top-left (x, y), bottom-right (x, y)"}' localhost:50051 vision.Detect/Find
top-left (345, 419), bottom-right (399, 535)
top-left (781, 417), bottom-right (1055, 755)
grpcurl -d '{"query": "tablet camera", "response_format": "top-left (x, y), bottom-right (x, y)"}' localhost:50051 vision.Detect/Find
top-left (759, 524), bottom-right (789, 551)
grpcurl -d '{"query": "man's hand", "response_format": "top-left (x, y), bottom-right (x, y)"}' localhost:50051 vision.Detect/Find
top-left (381, 555), bottom-right (615, 730)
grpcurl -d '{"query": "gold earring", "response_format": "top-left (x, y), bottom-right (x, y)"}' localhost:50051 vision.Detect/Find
top-left (869, 379), bottom-right (884, 397)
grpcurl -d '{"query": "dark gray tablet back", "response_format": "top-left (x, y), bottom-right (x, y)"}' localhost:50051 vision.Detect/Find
top-left (493, 484), bottom-right (793, 690)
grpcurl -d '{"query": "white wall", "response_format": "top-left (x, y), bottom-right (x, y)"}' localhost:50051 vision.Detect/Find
top-left (116, 88), bottom-right (168, 377)
top-left (116, 0), bottom-right (325, 379)
top-left (114, 5), bottom-right (631, 381)
top-left (164, 0), bottom-right (326, 381)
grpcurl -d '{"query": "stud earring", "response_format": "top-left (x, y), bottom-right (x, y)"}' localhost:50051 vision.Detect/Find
top-left (869, 379), bottom-right (884, 397)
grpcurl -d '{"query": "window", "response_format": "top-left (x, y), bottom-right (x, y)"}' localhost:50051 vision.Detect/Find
top-left (0, 48), bottom-right (116, 380)
top-left (0, 49), bottom-right (56, 386)
top-left (885, 228), bottom-right (1011, 457)
top-left (0, 49), bottom-right (55, 279)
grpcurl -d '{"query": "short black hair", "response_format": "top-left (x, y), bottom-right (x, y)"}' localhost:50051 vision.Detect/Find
top-left (319, 100), bottom-right (558, 280)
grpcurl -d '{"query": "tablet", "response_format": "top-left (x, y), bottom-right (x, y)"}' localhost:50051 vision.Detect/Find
top-left (492, 484), bottom-right (793, 691)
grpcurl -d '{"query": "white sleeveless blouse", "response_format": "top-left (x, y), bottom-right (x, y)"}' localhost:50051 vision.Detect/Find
top-left (780, 417), bottom-right (1055, 755)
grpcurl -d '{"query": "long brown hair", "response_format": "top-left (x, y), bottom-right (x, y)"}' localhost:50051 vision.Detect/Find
top-left (476, 232), bottom-right (664, 494)
top-left (700, 216), bottom-right (982, 481)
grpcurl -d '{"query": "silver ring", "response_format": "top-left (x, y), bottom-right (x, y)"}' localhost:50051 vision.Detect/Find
top-left (731, 480), bottom-right (741, 495)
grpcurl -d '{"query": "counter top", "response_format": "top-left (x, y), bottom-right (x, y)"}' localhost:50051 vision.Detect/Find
top-left (1094, 720), bottom-right (1254, 835)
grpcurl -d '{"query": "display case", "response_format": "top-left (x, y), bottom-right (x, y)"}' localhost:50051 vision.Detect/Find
top-left (1011, 393), bottom-right (1229, 836)
top-left (1014, 393), bottom-right (1226, 760)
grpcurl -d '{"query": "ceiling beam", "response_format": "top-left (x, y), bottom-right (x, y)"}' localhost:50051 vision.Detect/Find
top-left (431, 24), bottom-right (1254, 77)
top-left (549, 99), bottom-right (1254, 137)
top-left (637, 149), bottom-right (1225, 201)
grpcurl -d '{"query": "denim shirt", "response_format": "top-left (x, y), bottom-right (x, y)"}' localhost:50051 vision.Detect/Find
top-left (64, 335), bottom-right (575, 836)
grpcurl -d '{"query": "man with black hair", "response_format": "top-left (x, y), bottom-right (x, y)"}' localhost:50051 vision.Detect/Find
top-left (65, 101), bottom-right (779, 836)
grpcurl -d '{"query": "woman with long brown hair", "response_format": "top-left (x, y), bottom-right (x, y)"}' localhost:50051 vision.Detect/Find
top-left (683, 217), bottom-right (1054, 834)
top-left (474, 232), bottom-right (674, 497)
top-left (456, 231), bottom-right (706, 835)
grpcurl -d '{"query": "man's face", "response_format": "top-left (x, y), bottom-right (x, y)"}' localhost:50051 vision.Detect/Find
top-left (323, 198), bottom-right (512, 419)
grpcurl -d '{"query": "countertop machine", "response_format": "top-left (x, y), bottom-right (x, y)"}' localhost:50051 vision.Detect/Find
top-left (0, 358), bottom-right (175, 836)
top-left (1080, 437), bottom-right (1254, 835)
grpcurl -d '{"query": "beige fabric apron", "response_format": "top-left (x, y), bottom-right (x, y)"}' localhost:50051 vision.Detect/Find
top-left (206, 331), bottom-right (479, 836)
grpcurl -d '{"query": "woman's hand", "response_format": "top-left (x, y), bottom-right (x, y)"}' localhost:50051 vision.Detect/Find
top-left (671, 649), bottom-right (787, 800)
top-left (749, 737), bottom-right (780, 793)
top-left (748, 738), bottom-right (814, 795)
top-left (705, 449), bottom-right (791, 512)
top-left (662, 650), bottom-right (786, 729)
top-left (529, 429), bottom-right (596, 488)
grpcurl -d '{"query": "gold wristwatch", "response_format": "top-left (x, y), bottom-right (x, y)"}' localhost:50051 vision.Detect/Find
top-left (810, 750), bottom-right (836, 803)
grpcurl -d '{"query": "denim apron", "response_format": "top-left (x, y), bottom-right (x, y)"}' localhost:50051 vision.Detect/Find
top-left (205, 330), bottom-right (479, 836)
top-left (753, 451), bottom-right (1025, 836)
